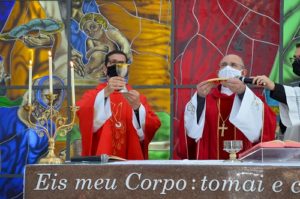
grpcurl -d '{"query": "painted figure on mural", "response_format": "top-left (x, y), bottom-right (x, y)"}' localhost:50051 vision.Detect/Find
top-left (0, 76), bottom-right (65, 198)
top-left (69, 0), bottom-right (132, 81)
top-left (72, 12), bottom-right (132, 80)
top-left (0, 18), bottom-right (64, 48)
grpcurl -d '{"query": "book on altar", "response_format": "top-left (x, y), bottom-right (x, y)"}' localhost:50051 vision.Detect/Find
top-left (239, 140), bottom-right (300, 158)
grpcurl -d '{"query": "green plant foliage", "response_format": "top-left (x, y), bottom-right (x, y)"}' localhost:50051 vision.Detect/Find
top-left (149, 112), bottom-right (170, 160)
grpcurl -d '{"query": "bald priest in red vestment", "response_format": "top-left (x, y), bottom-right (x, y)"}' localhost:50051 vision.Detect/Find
top-left (77, 50), bottom-right (161, 160)
top-left (179, 54), bottom-right (276, 160)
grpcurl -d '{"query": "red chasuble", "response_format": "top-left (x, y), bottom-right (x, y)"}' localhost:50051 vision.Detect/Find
top-left (76, 83), bottom-right (161, 160)
top-left (178, 87), bottom-right (276, 160)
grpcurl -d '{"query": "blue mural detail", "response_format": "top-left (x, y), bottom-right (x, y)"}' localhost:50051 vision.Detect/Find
top-left (0, 1), bottom-right (15, 32)
top-left (6, 18), bottom-right (63, 39)
top-left (82, 0), bottom-right (99, 14)
top-left (0, 106), bottom-right (48, 198)
top-left (71, 18), bottom-right (88, 63)
top-left (0, 177), bottom-right (23, 199)
top-left (71, 0), bottom-right (99, 64)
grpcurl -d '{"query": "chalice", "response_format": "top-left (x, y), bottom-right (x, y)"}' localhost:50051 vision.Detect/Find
top-left (116, 63), bottom-right (129, 93)
top-left (223, 140), bottom-right (243, 161)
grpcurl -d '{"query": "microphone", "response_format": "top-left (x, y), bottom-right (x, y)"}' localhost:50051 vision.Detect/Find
top-left (238, 76), bottom-right (254, 84)
top-left (238, 76), bottom-right (266, 86)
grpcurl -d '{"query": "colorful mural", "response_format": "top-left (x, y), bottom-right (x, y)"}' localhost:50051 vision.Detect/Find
top-left (0, 1), bottom-right (171, 198)
top-left (2, 0), bottom-right (298, 197)
top-left (270, 0), bottom-right (300, 84)
top-left (0, 1), bottom-right (68, 99)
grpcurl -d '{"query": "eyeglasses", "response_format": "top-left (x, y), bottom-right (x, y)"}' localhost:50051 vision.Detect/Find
top-left (219, 62), bottom-right (244, 69)
top-left (108, 60), bottom-right (126, 65)
top-left (289, 56), bottom-right (300, 64)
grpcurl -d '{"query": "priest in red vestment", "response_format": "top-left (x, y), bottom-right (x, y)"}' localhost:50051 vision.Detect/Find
top-left (179, 54), bottom-right (276, 160)
top-left (77, 50), bottom-right (161, 160)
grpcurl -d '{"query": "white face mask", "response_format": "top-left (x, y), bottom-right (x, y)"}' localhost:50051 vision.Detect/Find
top-left (218, 65), bottom-right (243, 95)
top-left (218, 65), bottom-right (242, 79)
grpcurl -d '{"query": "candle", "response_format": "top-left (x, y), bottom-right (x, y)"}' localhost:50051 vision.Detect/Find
top-left (28, 60), bottom-right (33, 105)
top-left (48, 51), bottom-right (53, 94)
top-left (70, 61), bottom-right (75, 106)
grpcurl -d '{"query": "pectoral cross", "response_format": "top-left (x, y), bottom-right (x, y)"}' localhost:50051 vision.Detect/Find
top-left (218, 122), bottom-right (228, 137)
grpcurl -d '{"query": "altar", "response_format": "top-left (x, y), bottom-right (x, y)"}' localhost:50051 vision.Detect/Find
top-left (24, 160), bottom-right (300, 199)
